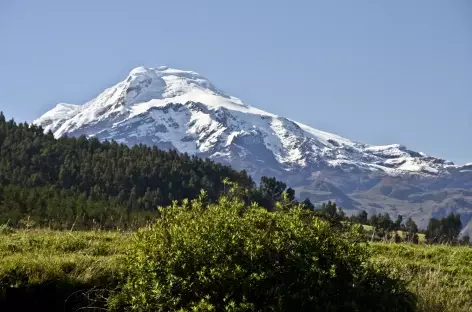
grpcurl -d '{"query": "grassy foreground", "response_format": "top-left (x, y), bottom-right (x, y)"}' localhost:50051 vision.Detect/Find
top-left (1, 229), bottom-right (471, 311)
top-left (0, 229), bottom-right (130, 311)
top-left (370, 243), bottom-right (472, 311)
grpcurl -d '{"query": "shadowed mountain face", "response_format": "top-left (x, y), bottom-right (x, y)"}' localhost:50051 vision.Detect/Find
top-left (34, 66), bottom-right (472, 232)
top-left (296, 180), bottom-right (360, 210)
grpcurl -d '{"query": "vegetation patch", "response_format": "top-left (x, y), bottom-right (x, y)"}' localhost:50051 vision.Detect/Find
top-left (371, 243), bottom-right (472, 312)
top-left (109, 195), bottom-right (415, 311)
top-left (0, 229), bottom-right (130, 311)
top-left (1, 214), bottom-right (472, 311)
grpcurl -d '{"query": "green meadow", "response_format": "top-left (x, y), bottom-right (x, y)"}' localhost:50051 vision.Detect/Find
top-left (1, 229), bottom-right (471, 311)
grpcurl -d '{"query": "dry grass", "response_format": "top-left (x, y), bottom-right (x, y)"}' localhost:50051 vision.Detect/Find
top-left (370, 242), bottom-right (472, 312)
top-left (0, 229), bottom-right (131, 311)
top-left (1, 229), bottom-right (471, 311)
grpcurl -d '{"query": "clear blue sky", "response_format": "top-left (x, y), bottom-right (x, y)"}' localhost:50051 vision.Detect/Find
top-left (1, 0), bottom-right (471, 164)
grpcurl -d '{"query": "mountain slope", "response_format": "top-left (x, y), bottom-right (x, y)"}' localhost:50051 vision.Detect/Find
top-left (34, 66), bottom-right (460, 177)
top-left (34, 66), bottom-right (472, 230)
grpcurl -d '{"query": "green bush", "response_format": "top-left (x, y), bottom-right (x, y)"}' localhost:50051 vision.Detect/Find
top-left (112, 194), bottom-right (415, 312)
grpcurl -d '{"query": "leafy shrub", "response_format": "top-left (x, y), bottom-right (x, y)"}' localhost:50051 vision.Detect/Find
top-left (0, 223), bottom-right (13, 235)
top-left (112, 194), bottom-right (415, 312)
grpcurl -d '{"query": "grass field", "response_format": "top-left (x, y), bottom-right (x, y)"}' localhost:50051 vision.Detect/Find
top-left (1, 229), bottom-right (471, 311)
top-left (0, 229), bottom-right (131, 311)
top-left (370, 242), bottom-right (472, 312)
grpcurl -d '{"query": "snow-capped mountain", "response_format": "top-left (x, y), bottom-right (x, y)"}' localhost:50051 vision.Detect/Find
top-left (35, 66), bottom-right (472, 230)
top-left (35, 66), bottom-right (459, 177)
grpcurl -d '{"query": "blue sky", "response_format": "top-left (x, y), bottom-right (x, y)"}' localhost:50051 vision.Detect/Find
top-left (1, 0), bottom-right (471, 164)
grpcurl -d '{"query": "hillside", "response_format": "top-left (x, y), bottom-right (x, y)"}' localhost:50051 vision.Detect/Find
top-left (0, 113), bottom-right (296, 228)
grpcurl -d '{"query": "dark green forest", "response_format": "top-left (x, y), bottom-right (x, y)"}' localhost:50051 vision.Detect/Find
top-left (0, 112), bottom-right (306, 229)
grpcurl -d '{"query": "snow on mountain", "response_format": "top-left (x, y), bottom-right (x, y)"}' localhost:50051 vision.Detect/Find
top-left (34, 66), bottom-right (457, 178)
top-left (35, 103), bottom-right (81, 134)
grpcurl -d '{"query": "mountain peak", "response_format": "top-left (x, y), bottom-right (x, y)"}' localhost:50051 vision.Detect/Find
top-left (122, 65), bottom-right (236, 106)
top-left (127, 65), bottom-right (197, 78)
top-left (128, 66), bottom-right (156, 76)
top-left (34, 65), bottom-right (459, 178)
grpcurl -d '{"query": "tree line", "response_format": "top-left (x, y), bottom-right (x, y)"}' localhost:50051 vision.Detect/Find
top-left (425, 213), bottom-right (466, 244)
top-left (317, 201), bottom-right (468, 245)
top-left (0, 112), bottom-right (312, 229)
